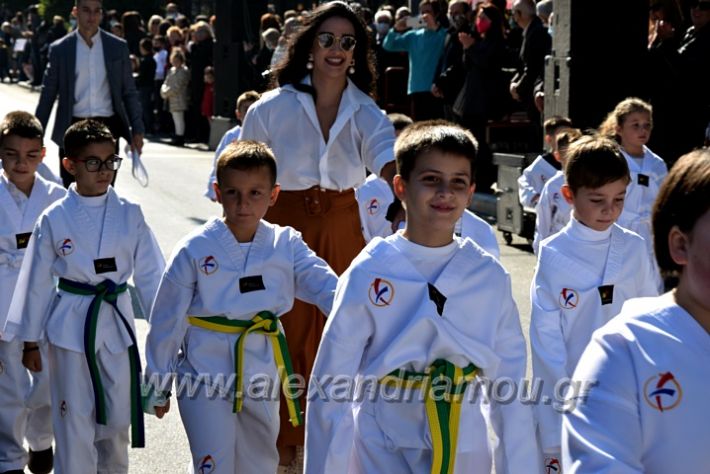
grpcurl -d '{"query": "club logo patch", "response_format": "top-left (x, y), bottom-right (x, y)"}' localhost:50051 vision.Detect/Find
top-left (198, 455), bottom-right (215, 474)
top-left (544, 456), bottom-right (560, 473)
top-left (644, 372), bottom-right (682, 412)
top-left (369, 278), bottom-right (394, 307)
top-left (198, 256), bottom-right (218, 275)
top-left (559, 288), bottom-right (579, 309)
top-left (367, 198), bottom-right (380, 216)
top-left (60, 400), bottom-right (67, 418)
top-left (56, 239), bottom-right (74, 256)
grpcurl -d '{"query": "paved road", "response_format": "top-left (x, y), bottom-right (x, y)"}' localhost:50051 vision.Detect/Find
top-left (0, 82), bottom-right (538, 473)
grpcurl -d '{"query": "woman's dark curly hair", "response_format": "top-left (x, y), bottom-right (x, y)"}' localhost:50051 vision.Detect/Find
top-left (271, 1), bottom-right (377, 97)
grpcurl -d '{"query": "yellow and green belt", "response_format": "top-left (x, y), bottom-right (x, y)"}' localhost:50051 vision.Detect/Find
top-left (187, 311), bottom-right (303, 427)
top-left (380, 359), bottom-right (479, 474)
top-left (57, 278), bottom-right (145, 448)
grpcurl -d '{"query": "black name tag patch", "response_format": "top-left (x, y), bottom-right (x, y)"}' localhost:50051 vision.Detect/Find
top-left (94, 258), bottom-right (117, 274)
top-left (637, 174), bottom-right (649, 187)
top-left (239, 275), bottom-right (265, 293)
top-left (15, 232), bottom-right (32, 249)
top-left (598, 285), bottom-right (614, 305)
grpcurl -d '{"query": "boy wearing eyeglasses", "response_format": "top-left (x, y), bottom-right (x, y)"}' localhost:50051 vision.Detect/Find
top-left (0, 111), bottom-right (64, 474)
top-left (3, 119), bottom-right (165, 473)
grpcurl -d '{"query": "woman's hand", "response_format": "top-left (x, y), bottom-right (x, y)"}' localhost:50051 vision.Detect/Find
top-left (22, 344), bottom-right (42, 372)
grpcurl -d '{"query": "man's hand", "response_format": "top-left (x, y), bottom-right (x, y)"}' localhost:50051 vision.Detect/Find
top-left (22, 344), bottom-right (42, 372)
top-left (510, 82), bottom-right (520, 101)
top-left (458, 31), bottom-right (475, 50)
top-left (154, 399), bottom-right (171, 419)
top-left (431, 84), bottom-right (444, 98)
top-left (534, 90), bottom-right (545, 113)
top-left (131, 133), bottom-right (144, 155)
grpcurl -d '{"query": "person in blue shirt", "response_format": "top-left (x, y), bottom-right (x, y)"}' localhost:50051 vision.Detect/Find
top-left (383, 0), bottom-right (447, 121)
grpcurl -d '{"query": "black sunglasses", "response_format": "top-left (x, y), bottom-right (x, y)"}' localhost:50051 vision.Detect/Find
top-left (316, 32), bottom-right (357, 52)
top-left (689, 0), bottom-right (710, 10)
top-left (73, 155), bottom-right (123, 172)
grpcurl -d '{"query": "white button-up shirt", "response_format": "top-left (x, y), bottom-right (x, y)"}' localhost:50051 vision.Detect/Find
top-left (73, 31), bottom-right (113, 118)
top-left (240, 77), bottom-right (395, 191)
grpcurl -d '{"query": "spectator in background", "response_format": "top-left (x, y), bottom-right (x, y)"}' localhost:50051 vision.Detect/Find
top-left (166, 25), bottom-right (185, 53)
top-left (160, 49), bottom-right (190, 146)
top-left (165, 3), bottom-right (180, 21)
top-left (453, 4), bottom-right (509, 191)
top-left (536, 0), bottom-right (553, 28)
top-left (653, 0), bottom-right (710, 162)
top-left (510, 0), bottom-right (551, 134)
top-left (186, 21), bottom-right (213, 144)
top-left (201, 65), bottom-right (214, 124)
top-left (137, 37), bottom-right (156, 135)
top-left (251, 27), bottom-right (280, 90)
top-left (111, 22), bottom-right (123, 38)
top-left (152, 34), bottom-right (170, 134)
top-left (384, 0), bottom-right (447, 120)
top-left (148, 14), bottom-right (163, 38)
top-left (271, 16), bottom-right (302, 67)
top-left (122, 10), bottom-right (145, 56)
top-left (260, 12), bottom-right (282, 32)
top-left (432, 0), bottom-right (471, 120)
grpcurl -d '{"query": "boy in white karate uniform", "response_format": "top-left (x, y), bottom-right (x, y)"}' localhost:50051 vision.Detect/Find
top-left (530, 136), bottom-right (659, 471)
top-left (562, 148), bottom-right (710, 473)
top-left (0, 112), bottom-right (64, 474)
top-left (4, 120), bottom-right (165, 474)
top-left (305, 121), bottom-right (540, 474)
top-left (145, 140), bottom-right (338, 474)
top-left (518, 116), bottom-right (573, 209)
top-left (356, 116), bottom-right (500, 258)
top-left (532, 129), bottom-right (582, 254)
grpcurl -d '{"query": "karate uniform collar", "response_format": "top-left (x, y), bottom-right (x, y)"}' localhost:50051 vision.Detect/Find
top-left (567, 216), bottom-right (612, 242)
top-left (71, 185), bottom-right (109, 207)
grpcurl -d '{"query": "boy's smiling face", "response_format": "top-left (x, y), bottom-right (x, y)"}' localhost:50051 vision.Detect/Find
top-left (0, 135), bottom-right (44, 193)
top-left (394, 150), bottom-right (474, 246)
top-left (214, 166), bottom-right (280, 242)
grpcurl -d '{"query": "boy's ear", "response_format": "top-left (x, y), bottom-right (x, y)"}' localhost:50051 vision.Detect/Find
top-left (667, 225), bottom-right (690, 267)
top-left (560, 184), bottom-right (574, 204)
top-left (39, 146), bottom-right (46, 162)
top-left (466, 182), bottom-right (476, 207)
top-left (61, 157), bottom-right (77, 176)
top-left (392, 174), bottom-right (406, 201)
top-left (213, 182), bottom-right (222, 203)
top-left (269, 183), bottom-right (281, 206)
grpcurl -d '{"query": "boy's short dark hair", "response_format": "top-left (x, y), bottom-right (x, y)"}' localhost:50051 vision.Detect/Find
top-left (63, 120), bottom-right (115, 158)
top-left (236, 90), bottom-right (260, 112)
top-left (395, 120), bottom-right (477, 181)
top-left (387, 113), bottom-right (414, 133)
top-left (216, 140), bottom-right (277, 186)
top-left (564, 135), bottom-right (630, 193)
top-left (0, 111), bottom-right (43, 147)
top-left (543, 115), bottom-right (573, 136)
top-left (555, 128), bottom-right (582, 158)
top-left (652, 148), bottom-right (710, 276)
top-left (139, 37), bottom-right (153, 53)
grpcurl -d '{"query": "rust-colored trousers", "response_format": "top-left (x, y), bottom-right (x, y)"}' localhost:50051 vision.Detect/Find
top-left (266, 186), bottom-right (366, 447)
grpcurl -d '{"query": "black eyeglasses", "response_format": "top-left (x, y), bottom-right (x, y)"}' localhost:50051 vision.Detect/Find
top-left (73, 155), bottom-right (122, 172)
top-left (316, 32), bottom-right (357, 52)
top-left (689, 0), bottom-right (710, 10)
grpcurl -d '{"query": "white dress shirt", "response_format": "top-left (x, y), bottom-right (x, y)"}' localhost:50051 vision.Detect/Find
top-left (74, 31), bottom-right (114, 118)
top-left (240, 76), bottom-right (395, 191)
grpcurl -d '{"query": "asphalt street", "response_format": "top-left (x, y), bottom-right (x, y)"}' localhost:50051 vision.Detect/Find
top-left (1, 82), bottom-right (538, 473)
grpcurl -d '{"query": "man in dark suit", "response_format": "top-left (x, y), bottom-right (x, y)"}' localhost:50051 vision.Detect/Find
top-left (35, 0), bottom-right (144, 187)
top-left (509, 0), bottom-right (551, 126)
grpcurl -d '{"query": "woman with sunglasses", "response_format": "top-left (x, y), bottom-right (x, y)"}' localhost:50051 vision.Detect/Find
top-left (239, 2), bottom-right (396, 472)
